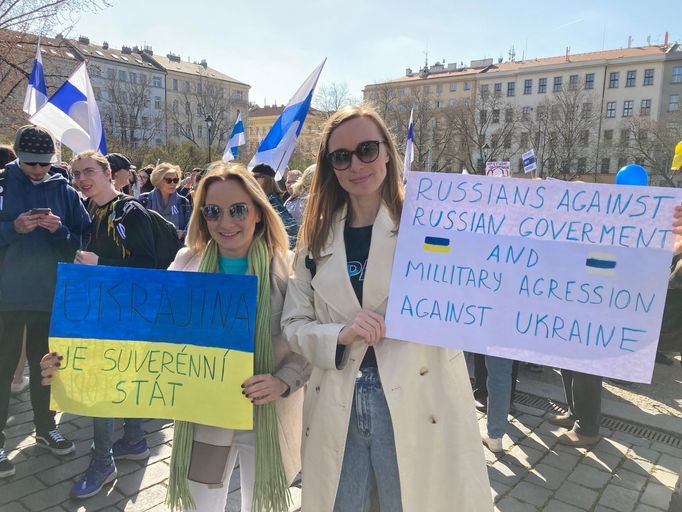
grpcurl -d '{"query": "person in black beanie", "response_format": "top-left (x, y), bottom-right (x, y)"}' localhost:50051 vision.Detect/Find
top-left (251, 163), bottom-right (299, 248)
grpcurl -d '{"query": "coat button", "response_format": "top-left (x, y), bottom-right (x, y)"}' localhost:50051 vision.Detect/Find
top-left (429, 415), bottom-right (438, 424)
top-left (419, 367), bottom-right (429, 376)
top-left (305, 427), bottom-right (310, 437)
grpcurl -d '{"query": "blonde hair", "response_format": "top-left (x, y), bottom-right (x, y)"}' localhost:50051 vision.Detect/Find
top-left (71, 150), bottom-right (111, 174)
top-left (186, 162), bottom-right (289, 258)
top-left (150, 162), bottom-right (181, 188)
top-left (299, 104), bottom-right (404, 258)
top-left (291, 165), bottom-right (314, 198)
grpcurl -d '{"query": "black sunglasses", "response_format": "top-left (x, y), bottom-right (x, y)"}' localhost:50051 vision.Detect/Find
top-left (201, 203), bottom-right (249, 222)
top-left (327, 140), bottom-right (385, 171)
top-left (24, 162), bottom-right (51, 167)
top-left (164, 177), bottom-right (180, 184)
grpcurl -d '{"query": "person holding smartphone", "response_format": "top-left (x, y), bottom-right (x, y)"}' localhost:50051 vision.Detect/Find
top-left (0, 125), bottom-right (90, 479)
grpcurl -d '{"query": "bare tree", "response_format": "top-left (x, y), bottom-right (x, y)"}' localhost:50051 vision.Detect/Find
top-left (0, 0), bottom-right (109, 33)
top-left (314, 81), bottom-right (359, 116)
top-left (99, 69), bottom-right (164, 150)
top-left (617, 111), bottom-right (682, 186)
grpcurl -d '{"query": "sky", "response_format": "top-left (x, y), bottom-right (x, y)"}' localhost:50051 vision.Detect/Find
top-left (67, 0), bottom-right (680, 108)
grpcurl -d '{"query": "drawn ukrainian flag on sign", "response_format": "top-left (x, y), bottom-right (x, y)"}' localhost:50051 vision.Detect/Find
top-left (49, 263), bottom-right (257, 430)
top-left (423, 236), bottom-right (451, 254)
top-left (585, 252), bottom-right (617, 277)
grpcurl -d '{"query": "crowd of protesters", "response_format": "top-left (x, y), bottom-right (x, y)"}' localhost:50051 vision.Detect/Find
top-left (0, 106), bottom-right (681, 512)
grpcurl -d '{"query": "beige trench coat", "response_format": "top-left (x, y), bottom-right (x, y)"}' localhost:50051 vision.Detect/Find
top-left (169, 248), bottom-right (310, 483)
top-left (281, 205), bottom-right (492, 512)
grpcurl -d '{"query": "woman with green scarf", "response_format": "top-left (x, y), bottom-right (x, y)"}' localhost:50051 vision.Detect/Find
top-left (165, 162), bottom-right (310, 511)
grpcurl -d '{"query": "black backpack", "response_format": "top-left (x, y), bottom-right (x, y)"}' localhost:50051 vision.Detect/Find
top-left (113, 197), bottom-right (183, 269)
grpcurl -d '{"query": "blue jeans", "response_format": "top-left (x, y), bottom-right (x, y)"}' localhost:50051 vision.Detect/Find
top-left (334, 367), bottom-right (403, 512)
top-left (485, 356), bottom-right (513, 439)
top-left (93, 417), bottom-right (146, 466)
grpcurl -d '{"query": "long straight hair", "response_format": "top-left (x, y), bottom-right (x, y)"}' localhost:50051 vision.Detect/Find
top-left (299, 104), bottom-right (404, 258)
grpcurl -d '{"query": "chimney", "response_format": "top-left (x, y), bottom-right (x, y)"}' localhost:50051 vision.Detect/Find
top-left (200, 59), bottom-right (207, 69)
top-left (565, 46), bottom-right (570, 61)
top-left (78, 35), bottom-right (90, 45)
top-left (405, 67), bottom-right (412, 76)
top-left (664, 31), bottom-right (669, 46)
top-left (498, 57), bottom-right (503, 64)
top-left (627, 35), bottom-right (632, 48)
top-left (102, 41), bottom-right (109, 49)
top-left (143, 45), bottom-right (153, 55)
top-left (166, 53), bottom-right (181, 62)
top-left (121, 45), bottom-right (132, 54)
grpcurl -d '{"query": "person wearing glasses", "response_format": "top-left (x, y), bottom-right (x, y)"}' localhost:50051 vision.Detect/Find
top-left (55, 150), bottom-right (158, 498)
top-left (157, 162), bottom-right (307, 511)
top-left (139, 162), bottom-right (191, 239)
top-left (251, 163), bottom-right (299, 249)
top-left (0, 126), bottom-right (90, 480)
top-left (281, 105), bottom-right (491, 511)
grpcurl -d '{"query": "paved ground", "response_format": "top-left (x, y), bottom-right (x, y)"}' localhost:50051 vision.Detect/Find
top-left (1, 358), bottom-right (681, 512)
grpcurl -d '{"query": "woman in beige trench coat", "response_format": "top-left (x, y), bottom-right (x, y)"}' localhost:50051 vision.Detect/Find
top-left (281, 104), bottom-right (492, 512)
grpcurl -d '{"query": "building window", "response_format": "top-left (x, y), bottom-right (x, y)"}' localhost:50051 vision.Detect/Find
top-left (523, 79), bottom-right (532, 95)
top-left (507, 82), bottom-right (515, 97)
top-left (538, 78), bottom-right (547, 93)
top-left (463, 99), bottom-right (469, 107)
top-left (640, 99), bottom-right (651, 116)
top-left (601, 158), bottom-right (610, 174)
top-left (423, 85), bottom-right (431, 94)
top-left (107, 68), bottom-right (115, 79)
top-left (480, 110), bottom-right (487, 124)
top-left (606, 101), bottom-right (616, 118)
top-left (579, 130), bottom-right (589, 146)
top-left (582, 102), bottom-right (593, 118)
top-left (551, 105), bottom-right (560, 120)
top-left (608, 71), bottom-right (619, 88)
top-left (673, 66), bottom-right (682, 84)
top-left (184, 81), bottom-right (190, 92)
top-left (603, 129), bottom-right (613, 146)
top-left (585, 73), bottom-right (595, 89)
top-left (553, 76), bottom-right (562, 92)
top-left (436, 84), bottom-right (443, 94)
top-left (622, 100), bottom-right (634, 117)
top-left (577, 157), bottom-right (587, 172)
top-left (141, 117), bottom-right (148, 129)
top-left (670, 95), bottom-right (680, 111)
top-left (620, 129), bottom-right (630, 144)
top-left (399, 88), bottom-right (405, 97)
top-left (643, 68), bottom-right (654, 86)
top-left (198, 124), bottom-right (203, 138)
top-left (626, 70), bottom-right (636, 87)
top-left (448, 99), bottom-right (456, 107)
top-left (446, 83), bottom-right (455, 92)
top-left (617, 157), bottom-right (627, 169)
top-left (522, 106), bottom-right (531, 120)
top-left (435, 100), bottom-right (444, 108)
top-left (118, 70), bottom-right (126, 81)
top-left (464, 82), bottom-right (471, 90)
top-left (172, 79), bottom-right (178, 91)
top-left (480, 84), bottom-right (489, 97)
top-left (493, 83), bottom-right (501, 95)
top-left (536, 105), bottom-right (547, 120)
top-left (568, 74), bottom-right (578, 90)
top-left (154, 96), bottom-right (161, 109)
top-left (505, 108), bottom-right (513, 122)
top-left (152, 76), bottom-right (162, 88)
top-left (129, 72), bottom-right (137, 83)
top-left (503, 133), bottom-right (512, 149)
top-left (520, 132), bottom-right (529, 147)
top-left (492, 109), bottom-right (500, 123)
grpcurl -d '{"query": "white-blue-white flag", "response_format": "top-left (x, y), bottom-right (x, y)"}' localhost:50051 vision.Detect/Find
top-left (522, 149), bottom-right (537, 174)
top-left (30, 62), bottom-right (107, 155)
top-left (222, 111), bottom-right (245, 162)
top-left (402, 108), bottom-right (414, 182)
top-left (248, 60), bottom-right (326, 179)
top-left (23, 42), bottom-right (47, 116)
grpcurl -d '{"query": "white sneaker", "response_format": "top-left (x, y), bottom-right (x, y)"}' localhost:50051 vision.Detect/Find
top-left (10, 376), bottom-right (29, 394)
top-left (482, 436), bottom-right (503, 453)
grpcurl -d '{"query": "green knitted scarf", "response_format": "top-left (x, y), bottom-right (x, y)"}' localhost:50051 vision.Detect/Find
top-left (166, 238), bottom-right (290, 511)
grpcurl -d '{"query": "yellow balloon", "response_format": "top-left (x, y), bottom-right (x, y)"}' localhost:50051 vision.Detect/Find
top-left (673, 140), bottom-right (682, 171)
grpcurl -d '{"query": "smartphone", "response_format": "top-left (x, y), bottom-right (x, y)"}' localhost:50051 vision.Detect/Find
top-left (30, 208), bottom-right (51, 215)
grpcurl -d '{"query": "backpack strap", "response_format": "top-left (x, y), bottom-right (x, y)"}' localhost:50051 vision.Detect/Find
top-left (0, 168), bottom-right (6, 211)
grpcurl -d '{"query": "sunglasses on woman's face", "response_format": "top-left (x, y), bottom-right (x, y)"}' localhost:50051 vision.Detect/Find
top-left (24, 162), bottom-right (51, 168)
top-left (201, 203), bottom-right (250, 222)
top-left (164, 177), bottom-right (180, 184)
top-left (326, 140), bottom-right (385, 171)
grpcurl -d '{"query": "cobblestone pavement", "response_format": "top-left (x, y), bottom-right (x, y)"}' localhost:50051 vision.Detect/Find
top-left (1, 361), bottom-right (681, 511)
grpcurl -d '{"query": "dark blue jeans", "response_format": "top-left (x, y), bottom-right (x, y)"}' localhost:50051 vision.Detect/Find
top-left (93, 417), bottom-right (145, 466)
top-left (334, 367), bottom-right (403, 512)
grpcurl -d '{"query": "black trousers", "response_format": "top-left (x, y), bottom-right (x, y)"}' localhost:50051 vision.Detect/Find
top-left (0, 311), bottom-right (56, 448)
top-left (560, 369), bottom-right (602, 437)
top-left (472, 353), bottom-right (519, 404)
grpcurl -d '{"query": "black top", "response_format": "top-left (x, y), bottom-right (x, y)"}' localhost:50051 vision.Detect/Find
top-left (86, 194), bottom-right (157, 268)
top-left (344, 224), bottom-right (377, 368)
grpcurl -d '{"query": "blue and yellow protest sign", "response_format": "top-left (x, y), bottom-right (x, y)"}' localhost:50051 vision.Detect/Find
top-left (386, 172), bottom-right (682, 383)
top-left (48, 263), bottom-right (257, 429)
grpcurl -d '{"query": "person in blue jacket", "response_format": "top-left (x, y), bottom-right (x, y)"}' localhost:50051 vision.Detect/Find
top-left (0, 125), bottom-right (90, 479)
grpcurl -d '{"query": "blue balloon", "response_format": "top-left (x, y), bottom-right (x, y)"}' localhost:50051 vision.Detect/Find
top-left (615, 164), bottom-right (648, 186)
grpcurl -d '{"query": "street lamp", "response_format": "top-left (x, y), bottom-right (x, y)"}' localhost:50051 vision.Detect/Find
top-left (205, 115), bottom-right (214, 162)
top-left (482, 143), bottom-right (490, 172)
